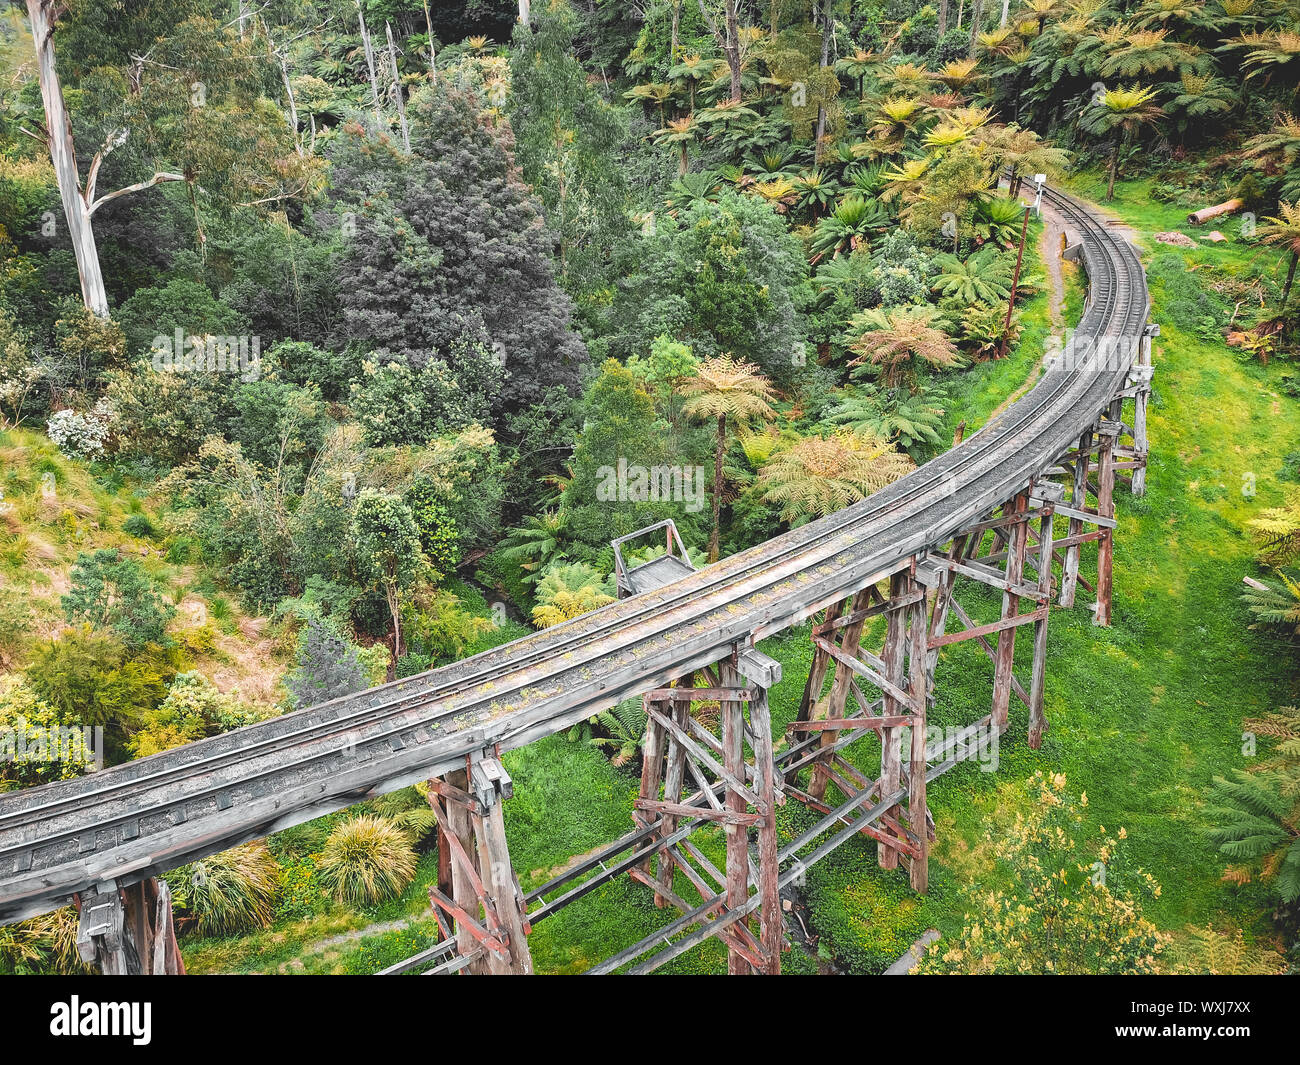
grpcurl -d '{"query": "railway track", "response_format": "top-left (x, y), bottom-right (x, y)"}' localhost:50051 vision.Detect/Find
top-left (0, 185), bottom-right (1149, 924)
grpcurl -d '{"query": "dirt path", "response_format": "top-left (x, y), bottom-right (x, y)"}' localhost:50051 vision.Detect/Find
top-left (276, 916), bottom-right (416, 973)
top-left (981, 189), bottom-right (1073, 423)
top-left (1037, 197), bottom-right (1067, 330)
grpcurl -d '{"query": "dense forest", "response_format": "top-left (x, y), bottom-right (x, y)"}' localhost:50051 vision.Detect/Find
top-left (1, 0), bottom-right (1299, 976)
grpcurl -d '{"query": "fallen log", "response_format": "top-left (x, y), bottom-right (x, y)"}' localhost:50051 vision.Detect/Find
top-left (1187, 198), bottom-right (1242, 225)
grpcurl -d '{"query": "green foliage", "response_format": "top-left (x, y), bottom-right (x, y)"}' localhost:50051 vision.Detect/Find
top-left (24, 627), bottom-right (183, 760)
top-left (104, 359), bottom-right (233, 466)
top-left (348, 345), bottom-right (500, 447)
top-left (608, 190), bottom-right (810, 379)
top-left (48, 300), bottom-right (127, 394)
top-left (0, 675), bottom-right (96, 787)
top-left (864, 230), bottom-right (934, 309)
top-left (823, 382), bottom-right (948, 459)
top-left (916, 774), bottom-right (1167, 974)
top-left (931, 248), bottom-right (1014, 305)
top-left (115, 278), bottom-right (250, 361)
top-left (327, 85), bottom-right (588, 411)
top-left (531, 561), bottom-right (615, 628)
top-left (811, 195), bottom-right (892, 258)
top-left (509, 4), bottom-right (630, 296)
top-left (132, 671), bottom-right (264, 758)
top-left (846, 305), bottom-right (962, 389)
top-left (121, 512), bottom-right (157, 539)
top-left (161, 435), bottom-right (299, 608)
top-left (353, 488), bottom-right (427, 656)
top-left (500, 509), bottom-right (570, 584)
top-left (1208, 707), bottom-right (1300, 903)
top-left (404, 477), bottom-right (460, 576)
top-left (402, 590), bottom-right (494, 664)
top-left (0, 306), bottom-right (38, 427)
top-left (166, 842), bottom-right (282, 938)
top-left (566, 359), bottom-right (679, 547)
top-left (755, 429), bottom-right (913, 524)
top-left (317, 815), bottom-right (418, 908)
top-left (232, 380), bottom-right (331, 478)
top-left (260, 340), bottom-right (353, 402)
top-left (569, 696), bottom-right (648, 767)
top-left (61, 548), bottom-right (176, 650)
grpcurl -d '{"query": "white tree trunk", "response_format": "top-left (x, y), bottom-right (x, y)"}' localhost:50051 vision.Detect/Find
top-left (26, 0), bottom-right (109, 316)
top-left (385, 22), bottom-right (410, 153)
top-left (1000, 0), bottom-right (1010, 27)
top-left (422, 0), bottom-right (437, 76)
top-left (518, 0), bottom-right (531, 24)
top-left (356, 3), bottom-right (383, 127)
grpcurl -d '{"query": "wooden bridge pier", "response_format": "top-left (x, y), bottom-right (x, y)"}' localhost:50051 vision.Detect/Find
top-left (74, 877), bottom-right (185, 975)
top-left (631, 646), bottom-right (785, 974)
top-left (425, 750), bottom-right (533, 974)
top-left (784, 566), bottom-right (933, 889)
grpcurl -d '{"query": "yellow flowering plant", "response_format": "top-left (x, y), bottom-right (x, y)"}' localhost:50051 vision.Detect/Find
top-left (915, 772), bottom-right (1167, 974)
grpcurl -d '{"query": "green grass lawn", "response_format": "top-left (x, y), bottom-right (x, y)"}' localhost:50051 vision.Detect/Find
top-left (179, 177), bottom-right (1298, 974)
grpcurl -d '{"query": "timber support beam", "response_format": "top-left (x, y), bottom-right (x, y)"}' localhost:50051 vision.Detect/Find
top-left (626, 644), bottom-right (786, 974)
top-left (75, 876), bottom-right (186, 975)
top-left (785, 563), bottom-right (933, 891)
top-left (427, 750), bottom-right (533, 974)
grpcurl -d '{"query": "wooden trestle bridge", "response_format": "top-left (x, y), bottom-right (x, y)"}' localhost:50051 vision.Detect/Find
top-left (0, 185), bottom-right (1153, 975)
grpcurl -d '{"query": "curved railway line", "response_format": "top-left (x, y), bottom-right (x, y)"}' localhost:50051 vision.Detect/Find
top-left (0, 184), bottom-right (1150, 941)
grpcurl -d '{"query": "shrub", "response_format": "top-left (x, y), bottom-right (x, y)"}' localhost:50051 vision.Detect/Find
top-left (61, 548), bottom-right (176, 650)
top-left (395, 651), bottom-right (432, 678)
top-left (531, 562), bottom-right (615, 628)
top-left (24, 629), bottom-right (187, 762)
top-left (131, 672), bottom-right (264, 758)
top-left (284, 616), bottom-right (369, 710)
top-left (231, 379), bottom-right (331, 477)
top-left (404, 477), bottom-right (460, 576)
top-left (914, 773), bottom-right (1166, 975)
top-left (51, 300), bottom-right (127, 392)
top-left (166, 842), bottom-right (281, 938)
top-left (350, 347), bottom-right (499, 448)
top-left (115, 278), bottom-right (249, 359)
top-left (46, 401), bottom-right (112, 460)
top-left (104, 361), bottom-right (231, 466)
top-left (0, 307), bottom-right (41, 427)
top-left (121, 513), bottom-right (157, 539)
top-left (317, 815), bottom-right (418, 908)
top-left (0, 675), bottom-right (97, 786)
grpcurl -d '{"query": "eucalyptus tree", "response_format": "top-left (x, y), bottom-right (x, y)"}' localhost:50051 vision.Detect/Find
top-left (23, 1), bottom-right (307, 316)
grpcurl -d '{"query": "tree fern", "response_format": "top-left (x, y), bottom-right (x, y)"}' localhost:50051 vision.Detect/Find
top-left (1208, 705), bottom-right (1300, 903)
top-left (756, 429), bottom-right (914, 524)
top-left (592, 698), bottom-right (650, 766)
top-left (823, 383), bottom-right (947, 459)
top-left (1248, 487), bottom-right (1300, 565)
top-left (1242, 571), bottom-right (1300, 633)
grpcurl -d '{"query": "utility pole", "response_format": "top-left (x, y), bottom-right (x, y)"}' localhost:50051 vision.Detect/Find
top-left (998, 204), bottom-right (1033, 359)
